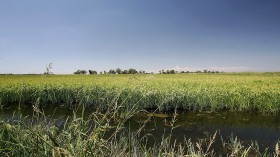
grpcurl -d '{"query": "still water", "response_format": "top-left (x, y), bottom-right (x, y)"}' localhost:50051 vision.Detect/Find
top-left (1, 104), bottom-right (280, 152)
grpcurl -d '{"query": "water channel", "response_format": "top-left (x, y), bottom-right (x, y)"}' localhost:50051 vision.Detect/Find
top-left (1, 104), bottom-right (280, 153)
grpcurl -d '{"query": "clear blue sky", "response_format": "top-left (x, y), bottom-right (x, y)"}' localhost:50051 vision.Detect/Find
top-left (0, 0), bottom-right (279, 74)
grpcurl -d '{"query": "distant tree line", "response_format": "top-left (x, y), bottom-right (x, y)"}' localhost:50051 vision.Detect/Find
top-left (74, 68), bottom-right (148, 75)
top-left (74, 70), bottom-right (87, 74)
top-left (88, 70), bottom-right (98, 74)
top-left (159, 70), bottom-right (177, 74)
top-left (74, 68), bottom-right (222, 75)
top-left (159, 69), bottom-right (221, 74)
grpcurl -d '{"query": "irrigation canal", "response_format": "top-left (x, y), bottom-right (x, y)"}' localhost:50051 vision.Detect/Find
top-left (1, 104), bottom-right (280, 153)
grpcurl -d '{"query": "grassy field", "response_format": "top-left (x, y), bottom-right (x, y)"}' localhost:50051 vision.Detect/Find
top-left (0, 73), bottom-right (280, 113)
top-left (1, 73), bottom-right (280, 156)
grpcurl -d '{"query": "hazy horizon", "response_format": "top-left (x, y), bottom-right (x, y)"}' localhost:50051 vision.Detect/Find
top-left (1, 0), bottom-right (280, 74)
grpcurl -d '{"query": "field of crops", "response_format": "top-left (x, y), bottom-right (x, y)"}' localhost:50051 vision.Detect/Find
top-left (1, 73), bottom-right (280, 113)
top-left (1, 73), bottom-right (280, 156)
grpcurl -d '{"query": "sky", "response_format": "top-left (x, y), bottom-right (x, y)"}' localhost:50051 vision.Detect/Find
top-left (0, 0), bottom-right (279, 74)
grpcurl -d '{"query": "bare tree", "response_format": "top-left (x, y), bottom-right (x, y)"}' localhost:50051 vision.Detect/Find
top-left (44, 63), bottom-right (53, 75)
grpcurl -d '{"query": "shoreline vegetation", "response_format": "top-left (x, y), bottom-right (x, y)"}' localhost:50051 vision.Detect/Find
top-left (1, 104), bottom-right (280, 156)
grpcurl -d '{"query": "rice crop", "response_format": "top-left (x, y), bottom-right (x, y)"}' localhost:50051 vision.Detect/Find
top-left (0, 73), bottom-right (280, 113)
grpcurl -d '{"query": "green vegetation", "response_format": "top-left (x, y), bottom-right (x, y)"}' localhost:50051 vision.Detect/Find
top-left (1, 106), bottom-right (279, 156)
top-left (1, 73), bottom-right (280, 156)
top-left (73, 70), bottom-right (87, 75)
top-left (0, 73), bottom-right (280, 113)
top-left (86, 68), bottom-right (146, 75)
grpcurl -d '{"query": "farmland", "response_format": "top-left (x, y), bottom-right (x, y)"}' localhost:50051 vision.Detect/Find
top-left (1, 73), bottom-right (280, 156)
top-left (1, 73), bottom-right (280, 113)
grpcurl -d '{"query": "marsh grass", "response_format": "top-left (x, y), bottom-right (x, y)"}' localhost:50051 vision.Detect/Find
top-left (1, 103), bottom-right (280, 156)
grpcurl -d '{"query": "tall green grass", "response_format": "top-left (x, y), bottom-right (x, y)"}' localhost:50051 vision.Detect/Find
top-left (0, 73), bottom-right (280, 113)
top-left (1, 104), bottom-right (279, 156)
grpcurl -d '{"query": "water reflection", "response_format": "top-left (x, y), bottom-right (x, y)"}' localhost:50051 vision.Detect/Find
top-left (1, 104), bottom-right (280, 152)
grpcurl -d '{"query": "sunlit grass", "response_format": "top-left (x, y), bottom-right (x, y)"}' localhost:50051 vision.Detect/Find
top-left (0, 73), bottom-right (280, 113)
